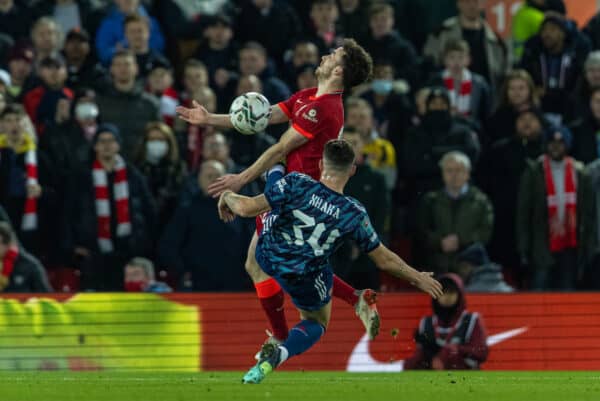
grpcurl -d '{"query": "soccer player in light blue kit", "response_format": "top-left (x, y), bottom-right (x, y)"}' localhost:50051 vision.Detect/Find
top-left (218, 139), bottom-right (443, 384)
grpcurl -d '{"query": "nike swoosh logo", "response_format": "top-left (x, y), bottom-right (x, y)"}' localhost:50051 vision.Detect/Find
top-left (346, 326), bottom-right (529, 372)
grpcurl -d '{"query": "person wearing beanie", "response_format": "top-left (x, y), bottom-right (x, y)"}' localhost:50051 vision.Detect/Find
top-left (456, 242), bottom-right (514, 292)
top-left (401, 86), bottom-right (480, 202)
top-left (62, 121), bottom-right (157, 291)
top-left (404, 274), bottom-right (489, 370)
top-left (63, 28), bottom-right (109, 93)
top-left (516, 123), bottom-right (595, 290)
top-left (520, 12), bottom-right (591, 118)
top-left (479, 108), bottom-right (546, 277)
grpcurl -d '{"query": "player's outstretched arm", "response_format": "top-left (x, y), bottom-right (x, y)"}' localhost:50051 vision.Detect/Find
top-left (218, 191), bottom-right (271, 221)
top-left (176, 101), bottom-right (289, 129)
top-left (368, 244), bottom-right (443, 299)
top-left (208, 127), bottom-right (308, 197)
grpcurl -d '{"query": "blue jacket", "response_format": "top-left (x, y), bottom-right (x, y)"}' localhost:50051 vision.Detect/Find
top-left (95, 5), bottom-right (165, 66)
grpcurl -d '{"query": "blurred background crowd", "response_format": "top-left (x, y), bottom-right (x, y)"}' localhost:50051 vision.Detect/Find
top-left (0, 0), bottom-right (600, 293)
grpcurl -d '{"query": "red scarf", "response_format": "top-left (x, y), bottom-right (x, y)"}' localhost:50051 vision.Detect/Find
top-left (443, 69), bottom-right (472, 116)
top-left (1, 246), bottom-right (18, 277)
top-left (22, 149), bottom-right (38, 232)
top-left (543, 155), bottom-right (578, 252)
top-left (93, 156), bottom-right (131, 253)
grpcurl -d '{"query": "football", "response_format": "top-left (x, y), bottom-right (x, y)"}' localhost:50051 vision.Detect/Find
top-left (229, 92), bottom-right (272, 135)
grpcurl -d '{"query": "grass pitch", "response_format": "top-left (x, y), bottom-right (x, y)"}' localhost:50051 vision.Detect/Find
top-left (2, 371), bottom-right (599, 401)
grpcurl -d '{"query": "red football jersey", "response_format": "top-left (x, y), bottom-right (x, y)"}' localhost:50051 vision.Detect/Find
top-left (277, 87), bottom-right (344, 180)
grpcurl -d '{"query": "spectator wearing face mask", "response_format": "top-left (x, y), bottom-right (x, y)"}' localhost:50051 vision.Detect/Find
top-left (134, 122), bottom-right (186, 229)
top-left (39, 88), bottom-right (100, 181)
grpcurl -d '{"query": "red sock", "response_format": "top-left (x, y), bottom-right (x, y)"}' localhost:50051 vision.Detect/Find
top-left (255, 278), bottom-right (289, 341)
top-left (333, 275), bottom-right (359, 306)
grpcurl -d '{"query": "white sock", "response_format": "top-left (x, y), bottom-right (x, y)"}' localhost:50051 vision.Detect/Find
top-left (278, 346), bottom-right (289, 365)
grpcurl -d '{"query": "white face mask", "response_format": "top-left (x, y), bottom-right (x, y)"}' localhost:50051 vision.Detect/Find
top-left (145, 140), bottom-right (169, 164)
top-left (75, 102), bottom-right (99, 121)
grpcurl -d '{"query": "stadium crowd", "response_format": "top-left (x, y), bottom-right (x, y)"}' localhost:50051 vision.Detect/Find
top-left (0, 0), bottom-right (600, 292)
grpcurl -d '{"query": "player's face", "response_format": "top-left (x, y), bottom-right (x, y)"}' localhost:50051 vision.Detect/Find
top-left (507, 78), bottom-right (530, 107)
top-left (442, 159), bottom-right (470, 192)
top-left (591, 91), bottom-right (600, 120)
top-left (315, 47), bottom-right (344, 80)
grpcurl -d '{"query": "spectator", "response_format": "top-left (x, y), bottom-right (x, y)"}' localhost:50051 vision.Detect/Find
top-left (585, 155), bottom-right (600, 288)
top-left (485, 69), bottom-right (540, 144)
top-left (236, 41), bottom-right (291, 105)
top-left (430, 39), bottom-right (492, 129)
top-left (304, 0), bottom-right (344, 56)
top-left (63, 123), bottom-right (156, 291)
top-left (282, 41), bottom-right (320, 90)
top-left (22, 55), bottom-right (74, 136)
top-left (134, 122), bottom-right (186, 229)
top-left (63, 28), bottom-right (109, 92)
top-left (567, 51), bottom-right (600, 122)
top-left (39, 88), bottom-right (99, 184)
top-left (235, 0), bottom-right (302, 65)
top-left (0, 105), bottom-right (58, 258)
top-left (124, 14), bottom-right (170, 80)
top-left (404, 274), bottom-right (488, 370)
top-left (416, 151), bottom-right (493, 274)
top-left (5, 44), bottom-right (34, 101)
top-left (337, 0), bottom-right (370, 45)
top-left (345, 97), bottom-right (397, 190)
top-left (159, 160), bottom-right (252, 291)
top-left (31, 17), bottom-right (64, 65)
top-left (584, 9), bottom-right (600, 50)
top-left (96, 50), bottom-right (160, 160)
top-left (520, 13), bottom-right (590, 119)
top-left (194, 14), bottom-right (238, 86)
top-left (457, 243), bottom-right (514, 292)
top-left (363, 2), bottom-right (419, 88)
top-left (95, 0), bottom-right (165, 66)
top-left (178, 59), bottom-right (209, 111)
top-left (402, 87), bottom-right (480, 197)
top-left (360, 59), bottom-right (413, 141)
top-left (294, 64), bottom-right (318, 92)
top-left (512, 0), bottom-right (546, 62)
top-left (145, 60), bottom-right (178, 127)
top-left (0, 222), bottom-right (52, 293)
top-left (517, 126), bottom-right (595, 290)
top-left (37, 0), bottom-right (98, 36)
top-left (0, 0), bottom-right (35, 42)
top-left (228, 75), bottom-right (276, 168)
top-left (124, 257), bottom-right (171, 293)
top-left (480, 109), bottom-right (545, 276)
top-left (424, 0), bottom-right (509, 93)
top-left (333, 127), bottom-right (390, 290)
top-left (570, 87), bottom-right (600, 165)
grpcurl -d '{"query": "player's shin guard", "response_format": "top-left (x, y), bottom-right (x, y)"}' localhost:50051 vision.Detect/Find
top-left (332, 275), bottom-right (359, 306)
top-left (255, 278), bottom-right (289, 341)
top-left (281, 319), bottom-right (325, 360)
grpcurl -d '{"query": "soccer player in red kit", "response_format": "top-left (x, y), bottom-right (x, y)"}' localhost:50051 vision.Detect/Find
top-left (176, 39), bottom-right (378, 343)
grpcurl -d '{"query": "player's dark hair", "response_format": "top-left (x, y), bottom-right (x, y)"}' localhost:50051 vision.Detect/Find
top-left (341, 39), bottom-right (373, 91)
top-left (0, 222), bottom-right (15, 245)
top-left (323, 139), bottom-right (355, 172)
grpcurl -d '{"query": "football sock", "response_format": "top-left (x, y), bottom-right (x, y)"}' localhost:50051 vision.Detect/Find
top-left (255, 278), bottom-right (289, 341)
top-left (265, 165), bottom-right (285, 190)
top-left (281, 320), bottom-right (325, 360)
top-left (332, 275), bottom-right (359, 306)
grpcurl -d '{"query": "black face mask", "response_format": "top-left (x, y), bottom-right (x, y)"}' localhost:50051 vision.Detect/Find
top-left (422, 110), bottom-right (452, 132)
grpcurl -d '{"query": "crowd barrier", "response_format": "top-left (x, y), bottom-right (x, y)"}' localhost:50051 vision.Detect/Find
top-left (0, 292), bottom-right (598, 371)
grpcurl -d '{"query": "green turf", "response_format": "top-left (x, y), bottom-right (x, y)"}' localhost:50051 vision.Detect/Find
top-left (2, 371), bottom-right (600, 401)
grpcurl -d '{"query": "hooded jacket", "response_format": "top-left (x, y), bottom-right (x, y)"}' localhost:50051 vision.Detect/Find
top-left (404, 274), bottom-right (489, 370)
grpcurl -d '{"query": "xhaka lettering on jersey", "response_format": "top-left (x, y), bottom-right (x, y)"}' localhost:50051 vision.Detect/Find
top-left (308, 194), bottom-right (340, 219)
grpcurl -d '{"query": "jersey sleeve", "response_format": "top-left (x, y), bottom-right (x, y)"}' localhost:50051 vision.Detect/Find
top-left (352, 212), bottom-right (381, 254)
top-left (263, 172), bottom-right (298, 209)
top-left (277, 91), bottom-right (301, 119)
